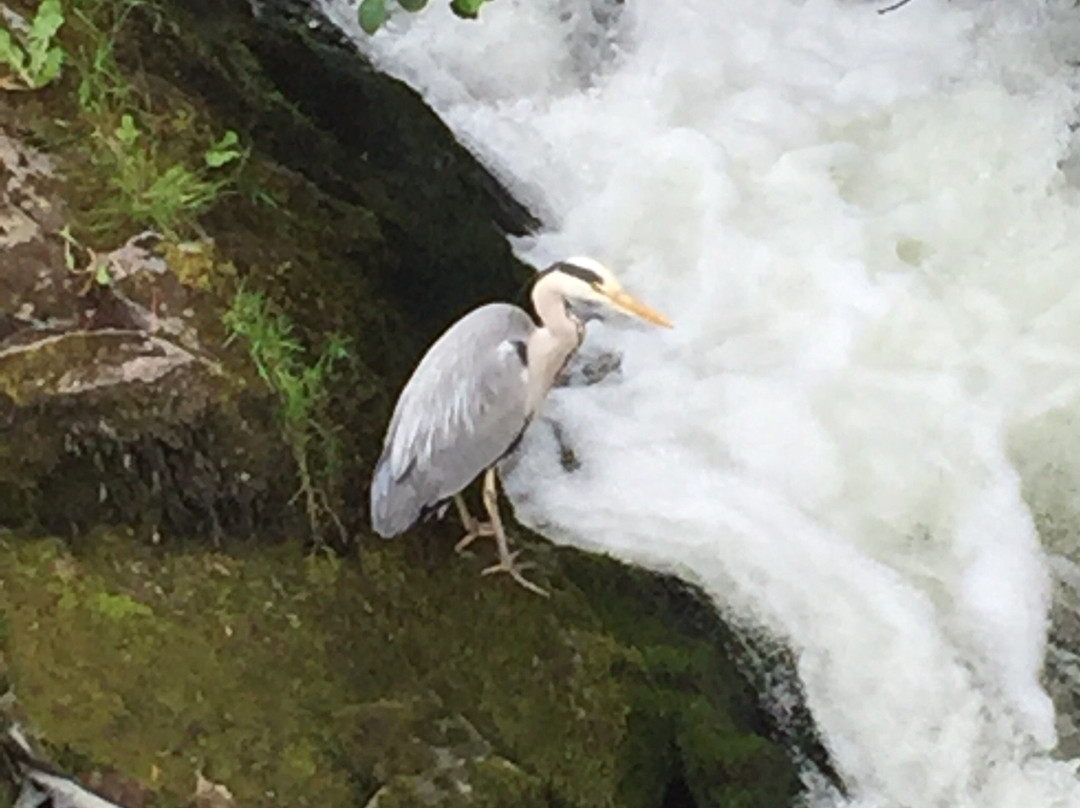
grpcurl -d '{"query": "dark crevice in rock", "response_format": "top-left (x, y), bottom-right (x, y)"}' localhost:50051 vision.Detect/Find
top-left (660, 774), bottom-right (698, 808)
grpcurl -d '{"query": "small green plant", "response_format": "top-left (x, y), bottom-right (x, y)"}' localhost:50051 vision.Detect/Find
top-left (204, 129), bottom-right (244, 168)
top-left (67, 0), bottom-right (143, 114)
top-left (0, 0), bottom-right (65, 90)
top-left (224, 288), bottom-right (351, 548)
top-left (89, 113), bottom-right (247, 237)
top-left (357, 0), bottom-right (489, 34)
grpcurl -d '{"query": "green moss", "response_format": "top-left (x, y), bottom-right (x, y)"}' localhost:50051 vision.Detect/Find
top-left (0, 532), bottom-right (800, 808)
top-left (559, 551), bottom-right (802, 808)
top-left (362, 756), bottom-right (546, 808)
top-left (464, 757), bottom-right (547, 808)
top-left (0, 533), bottom-right (357, 807)
top-left (159, 241), bottom-right (238, 294)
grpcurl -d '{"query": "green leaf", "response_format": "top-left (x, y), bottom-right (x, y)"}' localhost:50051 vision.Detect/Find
top-left (398, 0), bottom-right (428, 11)
top-left (28, 0), bottom-right (65, 48)
top-left (94, 263), bottom-right (112, 287)
top-left (358, 0), bottom-right (387, 34)
top-left (115, 114), bottom-right (139, 146)
top-left (205, 129), bottom-right (243, 168)
top-left (326, 337), bottom-right (350, 362)
top-left (29, 46), bottom-right (63, 88)
top-left (450, 0), bottom-right (487, 19)
top-left (59, 225), bottom-right (77, 270)
top-left (77, 73), bottom-right (92, 107)
top-left (0, 0), bottom-right (64, 89)
top-left (0, 29), bottom-right (27, 78)
top-left (250, 187), bottom-right (280, 209)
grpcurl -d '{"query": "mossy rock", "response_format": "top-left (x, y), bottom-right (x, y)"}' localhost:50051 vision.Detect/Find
top-left (0, 0), bottom-right (539, 540)
top-left (366, 756), bottom-right (546, 808)
top-left (0, 227), bottom-right (295, 538)
top-left (0, 532), bottom-right (804, 808)
top-left (341, 698), bottom-right (547, 807)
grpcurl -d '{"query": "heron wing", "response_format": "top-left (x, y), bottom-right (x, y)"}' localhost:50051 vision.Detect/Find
top-left (371, 303), bottom-right (535, 536)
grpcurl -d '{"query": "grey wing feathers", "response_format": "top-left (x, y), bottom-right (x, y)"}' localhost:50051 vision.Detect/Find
top-left (371, 303), bottom-right (535, 537)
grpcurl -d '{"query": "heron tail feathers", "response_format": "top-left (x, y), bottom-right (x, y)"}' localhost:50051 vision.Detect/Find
top-left (369, 453), bottom-right (424, 537)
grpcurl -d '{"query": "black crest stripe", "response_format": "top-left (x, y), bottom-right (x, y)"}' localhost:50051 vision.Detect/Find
top-left (536, 261), bottom-right (603, 287)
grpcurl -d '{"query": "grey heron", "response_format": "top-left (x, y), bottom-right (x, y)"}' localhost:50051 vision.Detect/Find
top-left (370, 257), bottom-right (671, 595)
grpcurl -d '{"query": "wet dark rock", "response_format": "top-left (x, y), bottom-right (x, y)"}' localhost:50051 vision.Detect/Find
top-left (556, 348), bottom-right (623, 388)
top-left (139, 0), bottom-right (537, 348)
top-left (35, 0), bottom-right (547, 537)
top-left (1045, 556), bottom-right (1080, 759)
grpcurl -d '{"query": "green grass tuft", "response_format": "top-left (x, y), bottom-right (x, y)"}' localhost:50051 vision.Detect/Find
top-left (223, 288), bottom-right (352, 548)
top-left (86, 112), bottom-right (246, 238)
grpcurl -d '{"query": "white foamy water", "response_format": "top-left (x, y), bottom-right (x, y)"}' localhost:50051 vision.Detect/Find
top-left (321, 0), bottom-right (1080, 804)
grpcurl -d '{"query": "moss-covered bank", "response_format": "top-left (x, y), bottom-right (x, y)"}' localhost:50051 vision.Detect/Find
top-left (0, 531), bottom-right (799, 807)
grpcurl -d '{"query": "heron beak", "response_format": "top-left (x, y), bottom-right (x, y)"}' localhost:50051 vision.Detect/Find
top-left (607, 290), bottom-right (673, 328)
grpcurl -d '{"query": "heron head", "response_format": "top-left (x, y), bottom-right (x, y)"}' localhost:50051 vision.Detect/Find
top-left (542, 257), bottom-right (672, 328)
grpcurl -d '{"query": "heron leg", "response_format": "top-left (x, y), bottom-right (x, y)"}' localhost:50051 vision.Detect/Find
top-left (453, 493), bottom-right (495, 553)
top-left (479, 467), bottom-right (549, 598)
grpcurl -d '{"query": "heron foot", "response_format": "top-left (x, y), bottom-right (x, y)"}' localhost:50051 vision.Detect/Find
top-left (472, 467), bottom-right (550, 597)
top-left (481, 551), bottom-right (549, 598)
top-left (453, 493), bottom-right (497, 553)
top-left (454, 521), bottom-right (496, 553)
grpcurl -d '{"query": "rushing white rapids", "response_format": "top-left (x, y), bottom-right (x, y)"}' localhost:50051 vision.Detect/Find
top-left (322, 0), bottom-right (1080, 804)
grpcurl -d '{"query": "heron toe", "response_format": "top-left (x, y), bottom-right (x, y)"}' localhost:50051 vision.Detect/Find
top-left (455, 521), bottom-right (496, 553)
top-left (481, 552), bottom-right (549, 597)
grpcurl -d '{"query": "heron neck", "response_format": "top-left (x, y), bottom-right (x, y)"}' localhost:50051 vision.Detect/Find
top-left (532, 279), bottom-right (581, 342)
top-left (527, 282), bottom-right (582, 412)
